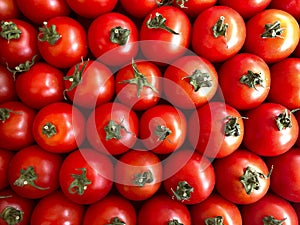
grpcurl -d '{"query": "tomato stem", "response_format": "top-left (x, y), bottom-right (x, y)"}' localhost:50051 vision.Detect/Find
top-left (6, 55), bottom-right (37, 80)
top-left (133, 170), bottom-right (153, 187)
top-left (275, 109), bottom-right (293, 131)
top-left (224, 116), bottom-right (245, 137)
top-left (42, 122), bottom-right (57, 138)
top-left (168, 219), bottom-right (184, 225)
top-left (0, 21), bottom-right (22, 41)
top-left (68, 168), bottom-right (92, 195)
top-left (171, 180), bottom-right (194, 201)
top-left (182, 69), bottom-right (212, 92)
top-left (110, 26), bottom-right (130, 45)
top-left (204, 216), bottom-right (224, 225)
top-left (38, 21), bottom-right (62, 45)
top-left (261, 21), bottom-right (284, 38)
top-left (155, 125), bottom-right (172, 141)
top-left (156, 0), bottom-right (188, 8)
top-left (240, 70), bottom-right (264, 90)
top-left (0, 206), bottom-right (24, 225)
top-left (146, 12), bottom-right (179, 35)
top-left (263, 216), bottom-right (287, 225)
top-left (212, 16), bottom-right (228, 38)
top-left (104, 119), bottom-right (132, 140)
top-left (106, 217), bottom-right (126, 225)
top-left (0, 108), bottom-right (21, 123)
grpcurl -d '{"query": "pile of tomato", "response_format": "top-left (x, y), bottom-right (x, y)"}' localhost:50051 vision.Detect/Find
top-left (1, 0), bottom-right (300, 224)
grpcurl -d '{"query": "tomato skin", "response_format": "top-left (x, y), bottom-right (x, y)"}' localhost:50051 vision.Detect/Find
top-left (192, 6), bottom-right (246, 63)
top-left (243, 9), bottom-right (300, 64)
top-left (0, 0), bottom-right (20, 20)
top-left (269, 0), bottom-right (300, 21)
top-left (296, 111), bottom-right (300, 147)
top-left (83, 195), bottom-right (137, 225)
top-left (190, 193), bottom-right (242, 225)
top-left (243, 103), bottom-right (299, 157)
top-left (30, 191), bottom-right (85, 225)
top-left (218, 53), bottom-right (271, 111)
top-left (119, 0), bottom-right (158, 18)
top-left (0, 149), bottom-right (14, 190)
top-left (32, 102), bottom-right (86, 153)
top-left (0, 65), bottom-right (17, 104)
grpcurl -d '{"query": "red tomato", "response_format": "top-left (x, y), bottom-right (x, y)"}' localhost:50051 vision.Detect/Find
top-left (218, 53), bottom-right (271, 110)
top-left (190, 193), bottom-right (243, 225)
top-left (64, 59), bottom-right (114, 109)
top-left (30, 191), bottom-right (85, 225)
top-left (269, 0), bottom-right (300, 21)
top-left (0, 65), bottom-right (17, 104)
top-left (163, 149), bottom-right (215, 205)
top-left (241, 193), bottom-right (298, 225)
top-left (59, 148), bottom-right (113, 205)
top-left (83, 195), bottom-right (137, 225)
top-left (88, 12), bottom-right (138, 67)
top-left (119, 0), bottom-right (158, 18)
top-left (243, 9), bottom-right (300, 63)
top-left (115, 150), bottom-right (162, 201)
top-left (192, 6), bottom-right (246, 63)
top-left (0, 101), bottom-right (36, 151)
top-left (214, 149), bottom-right (272, 205)
top-left (7, 145), bottom-right (63, 199)
top-left (86, 102), bottom-right (139, 155)
top-left (140, 6), bottom-right (191, 64)
top-left (138, 194), bottom-right (191, 225)
top-left (243, 103), bottom-right (299, 156)
top-left (139, 104), bottom-right (187, 154)
top-left (32, 102), bottom-right (86, 153)
top-left (37, 16), bottom-right (88, 68)
top-left (0, 0), bottom-right (20, 20)
top-left (0, 149), bottom-right (14, 190)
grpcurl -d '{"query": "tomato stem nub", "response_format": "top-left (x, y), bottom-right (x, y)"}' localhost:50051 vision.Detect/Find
top-left (68, 168), bottom-right (92, 195)
top-left (204, 216), bottom-right (224, 225)
top-left (133, 170), bottom-right (153, 187)
top-left (0, 206), bottom-right (24, 225)
top-left (171, 180), bottom-right (194, 201)
top-left (106, 217), bottom-right (126, 225)
top-left (224, 116), bottom-right (243, 137)
top-left (168, 219), bottom-right (184, 225)
top-left (42, 122), bottom-right (57, 138)
top-left (155, 125), bottom-right (172, 141)
top-left (110, 26), bottom-right (130, 46)
top-left (156, 0), bottom-right (188, 8)
top-left (212, 16), bottom-right (228, 38)
top-left (104, 119), bottom-right (131, 140)
top-left (38, 22), bottom-right (62, 45)
top-left (0, 108), bottom-right (20, 123)
top-left (275, 109), bottom-right (293, 131)
top-left (240, 70), bottom-right (264, 90)
top-left (182, 69), bottom-right (212, 92)
top-left (6, 55), bottom-right (37, 79)
top-left (261, 21), bottom-right (284, 38)
top-left (146, 12), bottom-right (179, 35)
top-left (0, 21), bottom-right (22, 41)
top-left (263, 216), bottom-right (287, 225)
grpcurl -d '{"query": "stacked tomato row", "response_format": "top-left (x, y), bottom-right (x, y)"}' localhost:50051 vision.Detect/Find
top-left (1, 0), bottom-right (300, 224)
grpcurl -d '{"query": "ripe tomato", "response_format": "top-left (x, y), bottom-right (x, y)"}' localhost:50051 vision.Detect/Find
top-left (0, 101), bottom-right (36, 151)
top-left (190, 193), bottom-right (242, 225)
top-left (138, 194), bottom-right (191, 225)
top-left (243, 103), bottom-right (299, 156)
top-left (88, 12), bottom-right (138, 67)
top-left (59, 148), bottom-right (113, 205)
top-left (0, 65), bottom-right (17, 104)
top-left (218, 53), bottom-right (271, 110)
top-left (163, 149), bottom-right (215, 205)
top-left (139, 104), bottom-right (187, 154)
top-left (37, 16), bottom-right (88, 69)
top-left (243, 9), bottom-right (300, 63)
top-left (32, 102), bottom-right (86, 153)
top-left (30, 191), bottom-right (85, 225)
top-left (140, 6), bottom-right (191, 64)
top-left (241, 193), bottom-right (298, 225)
top-left (86, 102), bottom-right (139, 155)
top-left (214, 149), bottom-right (272, 205)
top-left (163, 55), bottom-right (218, 109)
top-left (192, 6), bottom-right (246, 63)
top-left (269, 0), bottom-right (300, 21)
top-left (119, 0), bottom-right (158, 18)
top-left (115, 150), bottom-right (162, 201)
top-left (64, 59), bottom-right (114, 109)
top-left (0, 0), bottom-right (20, 20)
top-left (83, 195), bottom-right (136, 225)
top-left (0, 149), bottom-right (14, 190)
top-left (7, 145), bottom-right (63, 199)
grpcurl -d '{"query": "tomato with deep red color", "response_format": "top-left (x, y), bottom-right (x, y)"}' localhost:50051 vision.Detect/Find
top-left (37, 16), bottom-right (88, 69)
top-left (140, 6), bottom-right (191, 64)
top-left (243, 9), bottom-right (299, 64)
top-left (86, 102), bottom-right (139, 155)
top-left (0, 149), bottom-right (14, 190)
top-left (192, 6), bottom-right (246, 63)
top-left (32, 102), bottom-right (86, 153)
top-left (269, 0), bottom-right (300, 21)
top-left (190, 193), bottom-right (243, 225)
top-left (7, 145), bottom-right (63, 199)
top-left (119, 0), bottom-right (158, 18)
top-left (0, 65), bottom-right (17, 104)
top-left (218, 53), bottom-right (271, 110)
top-left (0, 0), bottom-right (20, 20)
top-left (64, 59), bottom-right (114, 109)
top-left (83, 195), bottom-right (137, 225)
top-left (243, 103), bottom-right (299, 156)
top-left (30, 191), bottom-right (85, 225)
top-left (163, 149), bottom-right (215, 205)
top-left (241, 193), bottom-right (298, 225)
top-left (59, 148), bottom-right (113, 205)
top-left (0, 101), bottom-right (36, 151)
top-left (88, 12), bottom-right (138, 67)
top-left (214, 149), bottom-right (272, 205)
top-left (138, 194), bottom-right (191, 225)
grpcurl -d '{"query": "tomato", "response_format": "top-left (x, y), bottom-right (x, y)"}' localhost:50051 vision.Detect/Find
top-left (15, 62), bottom-right (64, 109)
top-left (214, 149), bottom-right (272, 205)
top-left (32, 102), bottom-right (86, 153)
top-left (139, 104), bottom-right (187, 154)
top-left (0, 65), bottom-right (17, 104)
top-left (190, 193), bottom-right (242, 225)
top-left (218, 53), bottom-right (271, 110)
top-left (0, 0), bottom-right (20, 20)
top-left (0, 19), bottom-right (39, 68)
top-left (243, 9), bottom-right (300, 64)
top-left (140, 6), bottom-right (191, 64)
top-left (37, 16), bottom-right (88, 69)
top-left (64, 59), bottom-right (114, 109)
top-left (192, 6), bottom-right (246, 63)
top-left (115, 59), bottom-right (162, 111)
top-left (83, 194), bottom-right (136, 225)
top-left (269, 0), bottom-right (300, 21)
top-left (163, 149), bottom-right (215, 205)
top-left (243, 103), bottom-right (299, 156)
top-left (0, 101), bottom-right (36, 151)
top-left (30, 191), bottom-right (84, 225)
top-left (241, 193), bottom-right (298, 225)
top-left (88, 12), bottom-right (138, 67)
top-left (7, 145), bottom-right (63, 199)
top-left (59, 148), bottom-right (113, 205)
top-left (267, 57), bottom-right (300, 110)
top-left (119, 0), bottom-right (158, 18)
top-left (0, 149), bottom-right (14, 190)
top-left (86, 102), bottom-right (139, 155)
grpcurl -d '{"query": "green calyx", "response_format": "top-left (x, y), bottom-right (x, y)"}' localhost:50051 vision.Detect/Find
top-left (0, 206), bottom-right (23, 225)
top-left (205, 216), bottom-right (224, 225)
top-left (42, 122), bottom-right (57, 138)
top-left (0, 108), bottom-right (21, 123)
top-left (133, 170), bottom-right (153, 187)
top-left (261, 21), bottom-right (284, 38)
top-left (155, 125), bottom-right (172, 141)
top-left (104, 119), bottom-right (131, 140)
top-left (263, 216), bottom-right (286, 225)
top-left (275, 109), bottom-right (293, 131)
top-left (7, 55), bottom-right (37, 80)
top-left (212, 16), bottom-right (228, 38)
top-left (106, 217), bottom-right (126, 225)
top-left (171, 180), bottom-right (194, 201)
top-left (182, 69), bottom-right (212, 92)
top-left (146, 12), bottom-right (179, 35)
top-left (168, 219), bottom-right (184, 225)
top-left (0, 21), bottom-right (22, 41)
top-left (110, 26), bottom-right (130, 46)
top-left (156, 0), bottom-right (188, 8)
top-left (240, 70), bottom-right (264, 89)
top-left (224, 116), bottom-right (244, 137)
top-left (38, 21), bottom-right (62, 45)
top-left (68, 168), bottom-right (92, 195)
